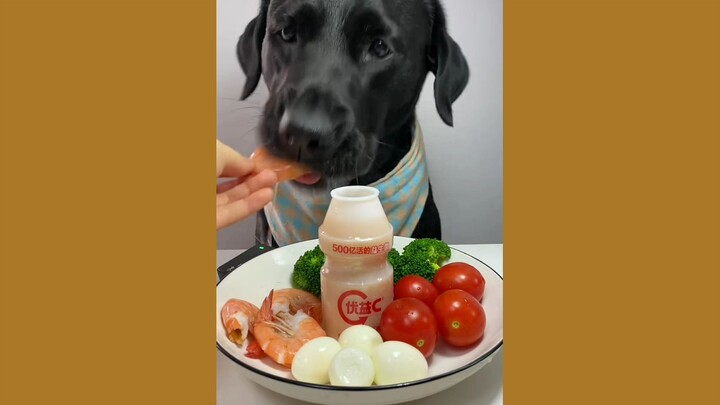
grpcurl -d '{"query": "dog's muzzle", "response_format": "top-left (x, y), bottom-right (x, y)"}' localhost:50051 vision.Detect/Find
top-left (277, 85), bottom-right (354, 163)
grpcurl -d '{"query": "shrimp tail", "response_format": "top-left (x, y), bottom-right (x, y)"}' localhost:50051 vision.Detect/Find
top-left (245, 340), bottom-right (266, 359)
top-left (258, 289), bottom-right (275, 323)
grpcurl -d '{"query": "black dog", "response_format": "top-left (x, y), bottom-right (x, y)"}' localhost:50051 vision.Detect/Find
top-left (237, 0), bottom-right (468, 246)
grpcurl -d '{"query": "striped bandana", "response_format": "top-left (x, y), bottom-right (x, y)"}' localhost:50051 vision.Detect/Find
top-left (264, 123), bottom-right (430, 247)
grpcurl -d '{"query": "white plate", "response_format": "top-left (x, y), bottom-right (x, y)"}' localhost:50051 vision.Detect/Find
top-left (216, 237), bottom-right (503, 405)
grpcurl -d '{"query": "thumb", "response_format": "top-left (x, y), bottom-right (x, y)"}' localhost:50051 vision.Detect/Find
top-left (217, 140), bottom-right (254, 178)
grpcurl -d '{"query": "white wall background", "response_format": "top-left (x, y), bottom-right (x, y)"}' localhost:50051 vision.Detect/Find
top-left (217, 0), bottom-right (503, 249)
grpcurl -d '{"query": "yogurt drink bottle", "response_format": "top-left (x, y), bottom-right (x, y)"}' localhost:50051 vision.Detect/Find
top-left (319, 186), bottom-right (394, 339)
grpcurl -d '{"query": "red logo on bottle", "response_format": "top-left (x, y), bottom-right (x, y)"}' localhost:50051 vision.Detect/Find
top-left (331, 243), bottom-right (391, 255)
top-left (337, 290), bottom-right (384, 325)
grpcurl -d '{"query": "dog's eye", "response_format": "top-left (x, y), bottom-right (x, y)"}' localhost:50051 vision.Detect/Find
top-left (280, 25), bottom-right (297, 42)
top-left (369, 39), bottom-right (391, 58)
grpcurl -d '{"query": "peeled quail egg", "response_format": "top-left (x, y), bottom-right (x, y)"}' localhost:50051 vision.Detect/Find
top-left (372, 341), bottom-right (428, 385)
top-left (291, 337), bottom-right (342, 384)
top-left (328, 347), bottom-right (375, 386)
top-left (338, 325), bottom-right (384, 356)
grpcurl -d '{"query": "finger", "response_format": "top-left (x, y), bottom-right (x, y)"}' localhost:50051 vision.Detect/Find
top-left (217, 140), bottom-right (255, 178)
top-left (216, 187), bottom-right (274, 230)
top-left (216, 178), bottom-right (242, 194)
top-left (221, 170), bottom-right (278, 203)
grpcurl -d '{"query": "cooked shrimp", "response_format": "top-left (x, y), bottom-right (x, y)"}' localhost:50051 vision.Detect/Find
top-left (271, 288), bottom-right (323, 324)
top-left (250, 147), bottom-right (310, 182)
top-left (253, 289), bottom-right (326, 367)
top-left (220, 299), bottom-right (260, 346)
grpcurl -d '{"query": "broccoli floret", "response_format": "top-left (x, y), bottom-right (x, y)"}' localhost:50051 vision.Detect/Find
top-left (387, 248), bottom-right (402, 268)
top-left (401, 238), bottom-right (451, 270)
top-left (292, 245), bottom-right (324, 297)
top-left (391, 253), bottom-right (437, 284)
top-left (388, 239), bottom-right (451, 284)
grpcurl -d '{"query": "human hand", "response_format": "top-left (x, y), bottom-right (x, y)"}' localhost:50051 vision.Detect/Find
top-left (216, 140), bottom-right (277, 230)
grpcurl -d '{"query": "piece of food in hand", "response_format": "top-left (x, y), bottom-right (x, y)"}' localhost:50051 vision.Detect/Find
top-left (250, 146), bottom-right (311, 182)
top-left (220, 299), bottom-right (260, 346)
top-left (433, 262), bottom-right (486, 301)
top-left (291, 337), bottom-right (342, 384)
top-left (378, 298), bottom-right (438, 358)
top-left (292, 245), bottom-right (325, 297)
top-left (338, 325), bottom-right (383, 357)
top-left (328, 347), bottom-right (375, 386)
top-left (433, 289), bottom-right (486, 347)
top-left (372, 341), bottom-right (429, 385)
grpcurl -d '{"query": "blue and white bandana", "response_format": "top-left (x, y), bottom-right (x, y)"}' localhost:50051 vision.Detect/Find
top-left (265, 123), bottom-right (430, 247)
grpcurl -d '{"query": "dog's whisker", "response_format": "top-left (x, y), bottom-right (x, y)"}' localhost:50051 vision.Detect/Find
top-left (217, 97), bottom-right (264, 105)
top-left (224, 105), bottom-right (263, 110)
top-left (221, 107), bottom-right (263, 116)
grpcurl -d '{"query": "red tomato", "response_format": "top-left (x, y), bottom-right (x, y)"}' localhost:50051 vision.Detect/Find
top-left (433, 262), bottom-right (486, 300)
top-left (378, 298), bottom-right (438, 358)
top-left (394, 275), bottom-right (439, 307)
top-left (432, 289), bottom-right (486, 347)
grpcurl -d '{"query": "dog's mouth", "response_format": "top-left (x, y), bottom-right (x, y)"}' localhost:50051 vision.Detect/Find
top-left (261, 126), bottom-right (377, 187)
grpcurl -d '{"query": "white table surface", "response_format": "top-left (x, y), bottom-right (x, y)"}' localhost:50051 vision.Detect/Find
top-left (216, 244), bottom-right (503, 405)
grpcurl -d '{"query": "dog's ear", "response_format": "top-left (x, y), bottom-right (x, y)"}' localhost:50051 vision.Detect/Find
top-left (237, 1), bottom-right (269, 100)
top-left (426, 0), bottom-right (469, 126)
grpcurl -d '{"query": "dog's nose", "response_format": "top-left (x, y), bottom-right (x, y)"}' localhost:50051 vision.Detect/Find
top-left (279, 110), bottom-right (336, 158)
top-left (279, 87), bottom-right (351, 161)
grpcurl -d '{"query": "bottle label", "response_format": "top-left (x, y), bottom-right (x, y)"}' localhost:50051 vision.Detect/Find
top-left (331, 242), bottom-right (391, 255)
top-left (337, 290), bottom-right (384, 325)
